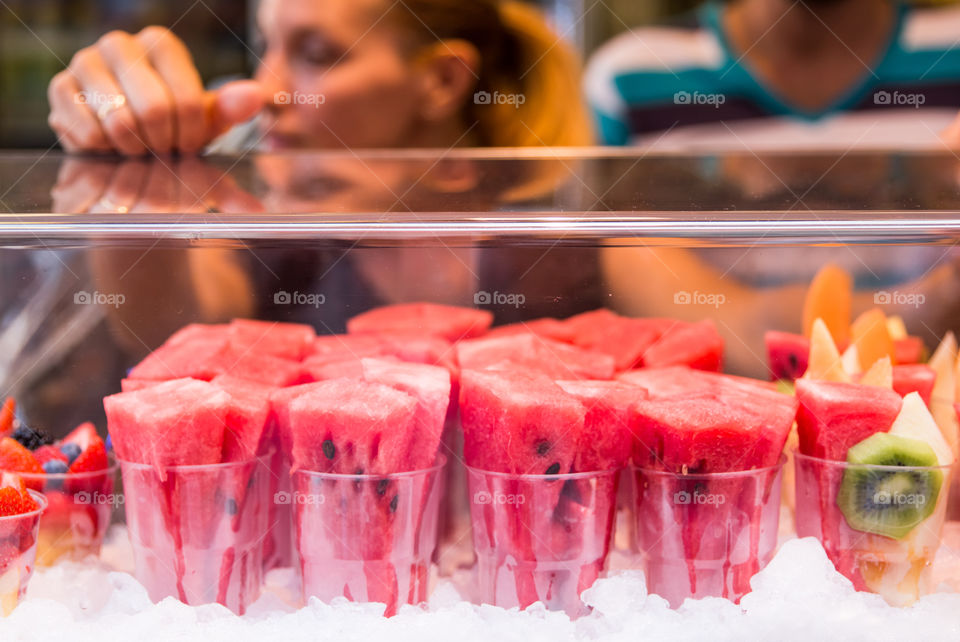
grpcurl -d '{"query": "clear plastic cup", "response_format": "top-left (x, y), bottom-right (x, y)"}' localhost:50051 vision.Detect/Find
top-left (118, 458), bottom-right (269, 615)
top-left (16, 461), bottom-right (117, 566)
top-left (794, 452), bottom-right (952, 606)
top-left (0, 491), bottom-right (46, 616)
top-left (466, 466), bottom-right (620, 617)
top-left (293, 457), bottom-right (446, 617)
top-left (631, 458), bottom-right (784, 608)
top-left (262, 448), bottom-right (294, 572)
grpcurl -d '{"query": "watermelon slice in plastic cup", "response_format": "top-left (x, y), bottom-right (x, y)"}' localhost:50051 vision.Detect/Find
top-left (462, 368), bottom-right (630, 615)
top-left (104, 379), bottom-right (268, 614)
top-left (286, 379), bottom-right (446, 616)
top-left (625, 368), bottom-right (795, 606)
top-left (456, 334), bottom-right (615, 380)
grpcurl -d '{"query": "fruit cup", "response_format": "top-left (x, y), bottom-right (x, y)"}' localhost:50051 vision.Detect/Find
top-left (794, 451), bottom-right (952, 606)
top-left (16, 461), bottom-right (117, 566)
top-left (631, 458), bottom-right (784, 608)
top-left (293, 457), bottom-right (446, 617)
top-left (466, 466), bottom-right (620, 617)
top-left (261, 447), bottom-right (294, 572)
top-left (118, 457), bottom-right (269, 615)
top-left (0, 491), bottom-right (46, 615)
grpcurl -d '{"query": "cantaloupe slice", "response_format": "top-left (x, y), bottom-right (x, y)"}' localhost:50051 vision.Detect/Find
top-left (802, 264), bottom-right (852, 344)
top-left (804, 318), bottom-right (851, 383)
top-left (887, 315), bottom-right (908, 341)
top-left (851, 308), bottom-right (896, 370)
top-left (860, 356), bottom-right (893, 389)
top-left (929, 332), bottom-right (959, 458)
top-left (842, 344), bottom-right (862, 377)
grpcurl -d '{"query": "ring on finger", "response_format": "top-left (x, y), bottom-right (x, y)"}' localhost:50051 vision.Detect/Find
top-left (95, 94), bottom-right (127, 122)
top-left (97, 195), bottom-right (129, 214)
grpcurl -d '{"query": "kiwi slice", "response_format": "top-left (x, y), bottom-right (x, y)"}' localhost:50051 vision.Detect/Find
top-left (837, 432), bottom-right (943, 540)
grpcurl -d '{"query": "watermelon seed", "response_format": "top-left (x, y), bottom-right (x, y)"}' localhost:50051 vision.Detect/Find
top-left (545, 463), bottom-right (561, 475)
top-left (536, 441), bottom-right (551, 456)
top-left (389, 494), bottom-right (399, 512)
top-left (322, 440), bottom-right (336, 460)
top-left (225, 498), bottom-right (238, 516)
top-left (376, 479), bottom-right (389, 496)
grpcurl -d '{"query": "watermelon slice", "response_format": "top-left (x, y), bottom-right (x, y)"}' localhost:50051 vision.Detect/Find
top-left (795, 379), bottom-right (903, 461)
top-left (765, 331), bottom-right (810, 381)
top-left (485, 318), bottom-right (576, 343)
top-left (217, 348), bottom-right (304, 387)
top-left (619, 365), bottom-right (777, 400)
top-left (104, 378), bottom-right (229, 476)
top-left (892, 365), bottom-right (936, 406)
top-left (210, 375), bottom-right (274, 463)
top-left (227, 319), bottom-right (315, 361)
top-left (555, 380), bottom-right (642, 472)
top-left (894, 336), bottom-right (925, 365)
top-left (164, 323), bottom-right (229, 347)
top-left (456, 334), bottom-right (615, 381)
top-left (127, 337), bottom-right (229, 381)
top-left (565, 310), bottom-right (674, 371)
top-left (459, 369), bottom-right (585, 475)
top-left (347, 303), bottom-right (493, 342)
top-left (642, 320), bottom-right (724, 372)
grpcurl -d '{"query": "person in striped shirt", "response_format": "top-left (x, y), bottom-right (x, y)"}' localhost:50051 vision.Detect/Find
top-left (585, 0), bottom-right (960, 149)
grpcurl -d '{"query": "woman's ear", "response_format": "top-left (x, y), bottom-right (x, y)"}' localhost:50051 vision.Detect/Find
top-left (415, 39), bottom-right (481, 122)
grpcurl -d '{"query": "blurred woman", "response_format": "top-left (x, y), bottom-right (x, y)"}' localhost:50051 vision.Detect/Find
top-left (47, 0), bottom-right (591, 153)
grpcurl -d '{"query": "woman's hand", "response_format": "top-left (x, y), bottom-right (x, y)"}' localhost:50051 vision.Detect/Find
top-left (48, 27), bottom-right (263, 155)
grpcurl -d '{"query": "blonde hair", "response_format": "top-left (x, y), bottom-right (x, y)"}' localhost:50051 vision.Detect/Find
top-left (390, 0), bottom-right (594, 147)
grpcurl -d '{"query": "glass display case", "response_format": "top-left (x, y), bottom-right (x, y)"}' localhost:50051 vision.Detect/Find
top-left (0, 149), bottom-right (959, 636)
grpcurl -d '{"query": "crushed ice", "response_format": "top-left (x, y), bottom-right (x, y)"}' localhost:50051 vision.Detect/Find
top-left (2, 528), bottom-right (959, 641)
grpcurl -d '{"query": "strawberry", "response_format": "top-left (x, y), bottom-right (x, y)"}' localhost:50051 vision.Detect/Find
top-left (62, 422), bottom-right (99, 450)
top-left (0, 438), bottom-right (42, 476)
top-left (34, 445), bottom-right (67, 466)
top-left (68, 437), bottom-right (108, 474)
top-left (0, 487), bottom-right (23, 516)
top-left (0, 398), bottom-right (13, 437)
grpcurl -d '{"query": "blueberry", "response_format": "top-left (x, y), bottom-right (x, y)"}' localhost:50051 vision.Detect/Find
top-left (59, 442), bottom-right (82, 464)
top-left (42, 460), bottom-right (69, 474)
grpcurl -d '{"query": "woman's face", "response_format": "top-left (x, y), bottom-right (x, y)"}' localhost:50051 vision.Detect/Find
top-left (254, 0), bottom-right (428, 149)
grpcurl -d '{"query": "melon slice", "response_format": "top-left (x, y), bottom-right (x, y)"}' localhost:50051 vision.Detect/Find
top-left (859, 357), bottom-right (893, 389)
top-left (287, 379), bottom-right (419, 475)
top-left (642, 320), bottom-right (724, 372)
top-left (888, 392), bottom-right (954, 466)
top-left (619, 365), bottom-right (777, 400)
top-left (795, 379), bottom-right (902, 461)
top-left (459, 369), bottom-right (585, 475)
top-left (564, 309), bottom-right (673, 371)
top-left (555, 380), bottom-right (643, 472)
top-left (217, 348), bottom-right (303, 387)
top-left (802, 264), bottom-right (852, 344)
top-left (892, 365), bottom-right (936, 406)
top-left (485, 318), bottom-right (576, 343)
top-left (127, 337), bottom-right (229, 381)
top-left (850, 308), bottom-right (896, 371)
top-left (929, 332), bottom-right (959, 458)
top-left (805, 318), bottom-right (851, 383)
top-left (456, 334), bottom-right (615, 380)
top-left (347, 303), bottom-right (493, 342)
top-left (886, 316), bottom-right (908, 340)
top-left (164, 323), bottom-right (229, 347)
top-left (210, 375), bottom-right (274, 463)
top-left (765, 331), bottom-right (810, 381)
top-left (104, 378), bottom-right (230, 476)
top-left (227, 319), bottom-right (315, 361)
